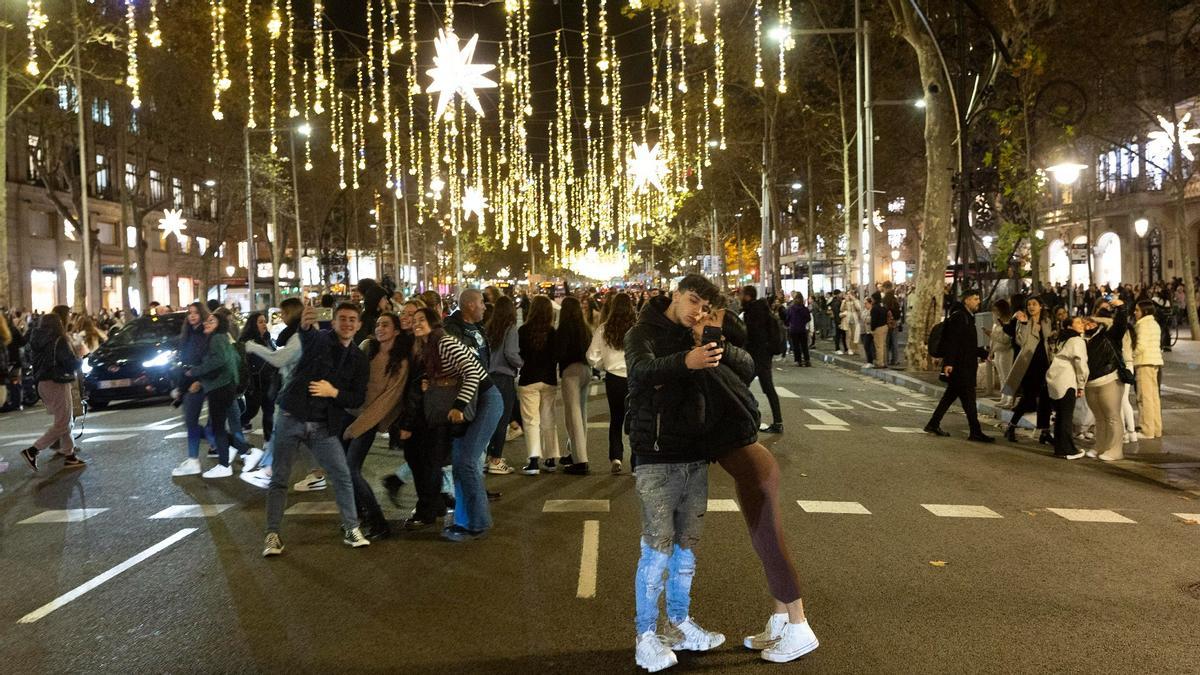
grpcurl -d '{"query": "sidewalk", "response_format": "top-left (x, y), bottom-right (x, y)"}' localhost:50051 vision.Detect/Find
top-left (812, 345), bottom-right (1200, 495)
top-left (1164, 327), bottom-right (1199, 368)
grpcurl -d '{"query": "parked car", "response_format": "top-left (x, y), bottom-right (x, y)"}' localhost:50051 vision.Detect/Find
top-left (82, 312), bottom-right (185, 408)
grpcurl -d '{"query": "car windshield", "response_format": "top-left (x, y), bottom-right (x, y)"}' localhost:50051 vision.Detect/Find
top-left (105, 315), bottom-right (183, 347)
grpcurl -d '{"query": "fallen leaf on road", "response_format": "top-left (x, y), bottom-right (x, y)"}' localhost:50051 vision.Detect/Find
top-left (1022, 510), bottom-right (1038, 517)
top-left (929, 561), bottom-right (948, 567)
top-left (799, 473), bottom-right (808, 478)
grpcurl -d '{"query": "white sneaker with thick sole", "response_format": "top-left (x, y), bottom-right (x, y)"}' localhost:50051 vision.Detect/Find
top-left (1085, 449), bottom-right (1098, 459)
top-left (635, 631), bottom-right (678, 672)
top-left (505, 426), bottom-right (524, 442)
top-left (611, 459), bottom-right (623, 475)
top-left (262, 532), bottom-right (284, 557)
top-left (241, 447), bottom-right (265, 473)
top-left (744, 612), bottom-right (788, 650)
top-left (760, 620), bottom-right (819, 663)
top-left (201, 463), bottom-right (233, 479)
top-left (486, 457), bottom-right (515, 475)
top-left (294, 471), bottom-right (327, 491)
top-left (240, 468), bottom-right (272, 489)
top-left (171, 458), bottom-right (202, 477)
top-left (670, 617), bottom-right (726, 651)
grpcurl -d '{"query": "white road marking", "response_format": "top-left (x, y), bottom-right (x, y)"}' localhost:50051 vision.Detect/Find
top-left (4, 438), bottom-right (40, 447)
top-left (576, 520), bottom-right (600, 599)
top-left (163, 432), bottom-right (188, 440)
top-left (1171, 513), bottom-right (1200, 522)
top-left (1046, 508), bottom-right (1136, 524)
top-left (1181, 383), bottom-right (1200, 390)
top-left (84, 410), bottom-right (118, 418)
top-left (797, 500), bottom-right (871, 515)
top-left (17, 528), bottom-right (198, 624)
top-left (804, 410), bottom-right (848, 425)
top-left (774, 386), bottom-right (800, 398)
top-left (922, 504), bottom-right (1003, 519)
top-left (851, 400), bottom-right (897, 412)
top-left (18, 508), bottom-right (110, 524)
top-left (586, 422), bottom-right (608, 429)
top-left (544, 499), bottom-right (610, 513)
top-left (1161, 385), bottom-right (1200, 397)
top-left (707, 499), bottom-right (740, 512)
top-left (804, 424), bottom-right (850, 431)
top-left (284, 502), bottom-right (341, 515)
top-left (149, 504), bottom-right (235, 519)
top-left (883, 427), bottom-right (926, 434)
top-left (81, 434), bottom-right (137, 443)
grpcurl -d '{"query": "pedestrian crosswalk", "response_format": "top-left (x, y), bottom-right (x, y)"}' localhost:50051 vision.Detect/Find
top-left (18, 508), bottom-right (109, 524)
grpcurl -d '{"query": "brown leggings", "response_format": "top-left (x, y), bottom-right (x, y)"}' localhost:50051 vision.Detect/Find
top-left (718, 442), bottom-right (802, 603)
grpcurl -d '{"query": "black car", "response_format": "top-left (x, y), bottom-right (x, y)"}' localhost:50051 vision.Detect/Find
top-left (82, 312), bottom-right (185, 408)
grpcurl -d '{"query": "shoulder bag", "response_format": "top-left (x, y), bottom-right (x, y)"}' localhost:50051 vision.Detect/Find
top-left (423, 375), bottom-right (477, 432)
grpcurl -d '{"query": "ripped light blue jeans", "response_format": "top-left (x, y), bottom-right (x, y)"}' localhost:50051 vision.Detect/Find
top-left (634, 460), bottom-right (708, 635)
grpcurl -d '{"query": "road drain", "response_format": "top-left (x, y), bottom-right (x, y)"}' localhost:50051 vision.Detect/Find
top-left (1186, 582), bottom-right (1200, 600)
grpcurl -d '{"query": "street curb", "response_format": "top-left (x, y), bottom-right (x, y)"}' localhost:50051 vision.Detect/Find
top-left (813, 350), bottom-right (1037, 429)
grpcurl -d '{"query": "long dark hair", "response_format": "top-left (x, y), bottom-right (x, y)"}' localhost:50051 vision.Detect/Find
top-left (39, 312), bottom-right (67, 339)
top-left (238, 311), bottom-right (268, 343)
top-left (558, 296), bottom-right (591, 350)
top-left (523, 295), bottom-right (554, 350)
top-left (485, 295), bottom-right (517, 350)
top-left (415, 307), bottom-right (448, 376)
top-left (180, 301), bottom-right (210, 340)
top-left (366, 312), bottom-right (410, 377)
top-left (602, 292), bottom-right (637, 350)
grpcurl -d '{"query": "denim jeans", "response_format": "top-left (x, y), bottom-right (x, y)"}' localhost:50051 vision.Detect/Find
top-left (266, 410), bottom-right (359, 533)
top-left (183, 388), bottom-right (216, 459)
top-left (633, 460), bottom-right (708, 634)
top-left (486, 373), bottom-right (517, 459)
top-left (345, 428), bottom-right (385, 524)
top-left (450, 385), bottom-right (502, 532)
top-left (212, 395), bottom-right (251, 456)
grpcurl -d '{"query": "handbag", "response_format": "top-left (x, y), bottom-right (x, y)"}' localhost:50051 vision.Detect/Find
top-left (423, 375), bottom-right (476, 430)
top-left (49, 338), bottom-right (78, 384)
top-left (1102, 336), bottom-right (1136, 386)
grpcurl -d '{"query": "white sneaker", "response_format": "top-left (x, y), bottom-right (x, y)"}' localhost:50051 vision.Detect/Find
top-left (505, 426), bottom-right (524, 442)
top-left (1085, 449), bottom-right (1098, 459)
top-left (342, 526), bottom-right (371, 548)
top-left (294, 471), bottom-right (327, 491)
top-left (1064, 451), bottom-right (1085, 460)
top-left (171, 458), bottom-right (202, 477)
top-left (611, 459), bottom-right (623, 475)
top-left (202, 463), bottom-right (233, 479)
top-left (743, 612), bottom-right (788, 650)
top-left (760, 620), bottom-right (819, 663)
top-left (486, 457), bottom-right (515, 475)
top-left (240, 468), bottom-right (271, 489)
top-left (262, 532), bottom-right (284, 557)
top-left (670, 617), bottom-right (726, 651)
top-left (635, 631), bottom-right (678, 672)
top-left (242, 447), bottom-right (265, 473)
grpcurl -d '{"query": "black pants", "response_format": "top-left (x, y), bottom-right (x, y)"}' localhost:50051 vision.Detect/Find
top-left (754, 358), bottom-right (783, 425)
top-left (1010, 377), bottom-right (1052, 430)
top-left (405, 428), bottom-right (449, 522)
top-left (604, 373), bottom-right (628, 461)
top-left (346, 428), bottom-right (385, 524)
top-left (486, 373), bottom-right (516, 459)
top-left (241, 388), bottom-right (275, 442)
top-left (834, 328), bottom-right (848, 352)
top-left (789, 331), bottom-right (810, 364)
top-left (1052, 391), bottom-right (1077, 456)
top-left (927, 371), bottom-right (982, 435)
top-left (206, 383), bottom-right (237, 466)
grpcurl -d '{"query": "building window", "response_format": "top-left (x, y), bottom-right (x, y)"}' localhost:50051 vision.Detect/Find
top-left (196, 236), bottom-right (209, 255)
top-left (95, 154), bottom-right (110, 195)
top-left (125, 162), bottom-right (137, 192)
top-left (63, 219), bottom-right (77, 241)
top-left (151, 276), bottom-right (171, 306)
top-left (172, 177), bottom-right (183, 208)
top-left (178, 234), bottom-right (191, 253)
top-left (30, 269), bottom-right (59, 312)
top-left (57, 83), bottom-right (76, 111)
top-left (27, 135), bottom-right (42, 181)
top-left (177, 278), bottom-right (195, 306)
top-left (126, 225), bottom-right (137, 249)
top-left (91, 98), bottom-right (112, 126)
top-left (128, 109), bottom-right (140, 134)
top-left (149, 169), bottom-right (163, 202)
top-left (28, 211), bottom-right (50, 238)
top-left (192, 182), bottom-right (201, 215)
top-left (237, 241), bottom-right (248, 268)
top-left (97, 222), bottom-right (116, 245)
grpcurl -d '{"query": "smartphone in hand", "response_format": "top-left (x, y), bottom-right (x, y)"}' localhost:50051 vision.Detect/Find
top-left (315, 307), bottom-right (334, 322)
top-left (701, 325), bottom-right (723, 346)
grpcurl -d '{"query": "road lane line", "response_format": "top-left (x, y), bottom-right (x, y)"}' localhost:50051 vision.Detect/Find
top-left (1161, 385), bottom-right (1200, 397)
top-left (797, 500), bottom-right (871, 515)
top-left (18, 509), bottom-right (110, 524)
top-left (544, 499), bottom-right (610, 513)
top-left (1172, 513), bottom-right (1200, 522)
top-left (1046, 508), bottom-right (1135, 523)
top-left (707, 499), bottom-right (740, 512)
top-left (803, 424), bottom-right (850, 431)
top-left (922, 504), bottom-right (1003, 519)
top-left (163, 432), bottom-right (188, 440)
top-left (804, 410), bottom-right (848, 426)
top-left (17, 528), bottom-right (198, 624)
top-left (82, 434), bottom-right (137, 443)
top-left (774, 386), bottom-right (799, 398)
top-left (883, 427), bottom-right (926, 434)
top-left (149, 504), bottom-right (235, 519)
top-left (284, 502), bottom-right (341, 515)
top-left (576, 520), bottom-right (600, 599)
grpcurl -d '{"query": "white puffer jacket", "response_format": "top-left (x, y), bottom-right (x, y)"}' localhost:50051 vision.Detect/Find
top-left (1132, 315), bottom-right (1163, 367)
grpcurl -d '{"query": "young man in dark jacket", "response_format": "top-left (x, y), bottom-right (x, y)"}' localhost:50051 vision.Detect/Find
top-left (624, 274), bottom-right (744, 671)
top-left (262, 303), bottom-right (371, 556)
top-left (739, 285), bottom-right (784, 434)
top-left (924, 289), bottom-right (995, 442)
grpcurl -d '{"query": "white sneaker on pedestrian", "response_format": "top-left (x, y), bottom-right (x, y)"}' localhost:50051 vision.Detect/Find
top-left (241, 447), bottom-right (265, 473)
top-left (240, 468), bottom-right (271, 489)
top-left (293, 471), bottom-right (326, 491)
top-left (1064, 450), bottom-right (1085, 460)
top-left (505, 426), bottom-right (524, 442)
top-left (670, 617), bottom-right (726, 651)
top-left (1085, 449), bottom-right (1098, 459)
top-left (635, 631), bottom-right (678, 672)
top-left (171, 458), bottom-right (202, 477)
top-left (342, 526), bottom-right (371, 548)
top-left (743, 612), bottom-right (788, 650)
top-left (611, 459), bottom-right (623, 475)
top-left (201, 463), bottom-right (233, 479)
top-left (486, 457), bottom-right (515, 475)
top-left (262, 532), bottom-right (284, 557)
top-left (760, 620), bottom-right (819, 663)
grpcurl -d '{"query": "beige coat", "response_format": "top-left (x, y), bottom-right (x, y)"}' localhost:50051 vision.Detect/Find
top-left (344, 348), bottom-right (410, 440)
top-left (1003, 315), bottom-right (1055, 394)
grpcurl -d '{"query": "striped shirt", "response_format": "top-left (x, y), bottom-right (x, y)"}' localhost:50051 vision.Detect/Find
top-left (437, 334), bottom-right (490, 409)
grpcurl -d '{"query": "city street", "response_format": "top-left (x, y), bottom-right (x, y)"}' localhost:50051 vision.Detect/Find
top-left (1, 360), bottom-right (1198, 674)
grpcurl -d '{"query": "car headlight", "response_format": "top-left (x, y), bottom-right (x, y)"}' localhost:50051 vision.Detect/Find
top-left (142, 351), bottom-right (175, 368)
top-left (81, 359), bottom-right (93, 375)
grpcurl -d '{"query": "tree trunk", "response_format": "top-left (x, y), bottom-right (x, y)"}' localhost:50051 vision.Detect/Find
top-left (1175, 185), bottom-right (1200, 340)
top-left (0, 25), bottom-right (9, 307)
top-left (903, 38), bottom-right (957, 371)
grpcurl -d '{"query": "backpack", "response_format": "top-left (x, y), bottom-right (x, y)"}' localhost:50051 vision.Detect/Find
top-left (927, 321), bottom-right (947, 359)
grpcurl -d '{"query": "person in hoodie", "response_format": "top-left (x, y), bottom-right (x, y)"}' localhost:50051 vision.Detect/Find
top-left (19, 313), bottom-right (83, 471)
top-left (923, 289), bottom-right (995, 443)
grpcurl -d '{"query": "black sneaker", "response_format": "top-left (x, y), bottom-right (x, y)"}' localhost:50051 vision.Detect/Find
top-left (541, 458), bottom-right (557, 473)
top-left (486, 490), bottom-right (502, 502)
top-left (381, 474), bottom-right (405, 508)
top-left (564, 462), bottom-right (590, 475)
top-left (521, 457), bottom-right (540, 475)
top-left (62, 453), bottom-right (87, 468)
top-left (968, 433), bottom-right (996, 444)
top-left (20, 446), bottom-right (39, 472)
top-left (402, 517), bottom-right (435, 531)
top-left (362, 520), bottom-right (392, 541)
top-left (923, 425), bottom-right (951, 437)
top-left (759, 423), bottom-right (783, 434)
top-left (560, 454), bottom-right (575, 466)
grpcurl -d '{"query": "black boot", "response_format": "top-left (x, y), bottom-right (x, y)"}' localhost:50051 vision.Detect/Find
top-left (1038, 430), bottom-right (1055, 445)
top-left (1004, 425), bottom-right (1017, 442)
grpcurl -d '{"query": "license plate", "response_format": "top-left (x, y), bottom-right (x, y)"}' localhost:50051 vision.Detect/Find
top-left (98, 378), bottom-right (132, 389)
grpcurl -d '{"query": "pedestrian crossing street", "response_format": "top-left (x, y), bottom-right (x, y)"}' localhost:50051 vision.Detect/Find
top-left (14, 500), bottom-right (1199, 526)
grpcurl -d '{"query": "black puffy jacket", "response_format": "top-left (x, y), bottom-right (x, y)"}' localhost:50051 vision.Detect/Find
top-left (1085, 306), bottom-right (1127, 381)
top-left (624, 296), bottom-right (758, 463)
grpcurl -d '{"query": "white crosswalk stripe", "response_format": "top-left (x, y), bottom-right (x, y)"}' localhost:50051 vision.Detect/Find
top-left (1171, 513), bottom-right (1200, 522)
top-left (149, 504), bottom-right (235, 519)
top-left (18, 509), bottom-right (110, 524)
top-left (922, 504), bottom-right (1003, 519)
top-left (774, 386), bottom-right (800, 399)
top-left (804, 424), bottom-right (850, 431)
top-left (1046, 508), bottom-right (1136, 523)
top-left (707, 499), bottom-right (740, 512)
top-left (804, 410), bottom-right (848, 426)
top-left (544, 499), bottom-right (610, 513)
top-left (883, 427), bottom-right (926, 433)
top-left (797, 500), bottom-right (871, 515)
top-left (284, 502), bottom-right (341, 515)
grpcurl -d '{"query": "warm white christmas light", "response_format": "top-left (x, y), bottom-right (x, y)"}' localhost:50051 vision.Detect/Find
top-left (463, 186), bottom-right (490, 221)
top-left (628, 142), bottom-right (668, 193)
top-left (425, 30), bottom-right (498, 119)
top-left (158, 209), bottom-right (188, 242)
top-left (1149, 112), bottom-right (1200, 162)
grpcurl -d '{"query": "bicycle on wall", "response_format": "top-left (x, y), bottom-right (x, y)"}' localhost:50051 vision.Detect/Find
top-left (1165, 308), bottom-right (1181, 349)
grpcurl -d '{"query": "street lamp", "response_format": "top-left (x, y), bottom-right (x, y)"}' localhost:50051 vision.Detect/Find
top-left (790, 182), bottom-right (803, 191)
top-left (1045, 159), bottom-right (1086, 186)
top-left (1134, 217), bottom-right (1150, 238)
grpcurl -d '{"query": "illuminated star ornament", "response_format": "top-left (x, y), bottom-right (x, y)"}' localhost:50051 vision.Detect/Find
top-left (425, 30), bottom-right (498, 119)
top-left (1149, 112), bottom-right (1200, 161)
top-left (462, 186), bottom-right (490, 221)
top-left (628, 142), bottom-right (668, 193)
top-left (158, 208), bottom-right (188, 241)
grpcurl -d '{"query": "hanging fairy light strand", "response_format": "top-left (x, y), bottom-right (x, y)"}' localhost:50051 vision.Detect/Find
top-left (285, 0), bottom-right (298, 118)
top-left (753, 0), bottom-right (764, 88)
top-left (268, 1), bottom-right (282, 152)
top-left (25, 0), bottom-right (46, 76)
top-left (210, 0), bottom-right (229, 120)
top-left (148, 0), bottom-right (162, 48)
top-left (244, 0), bottom-right (256, 128)
top-left (124, 0), bottom-right (141, 109)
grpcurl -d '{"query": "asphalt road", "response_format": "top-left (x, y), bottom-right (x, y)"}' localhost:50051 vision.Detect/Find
top-left (1, 361), bottom-right (1198, 674)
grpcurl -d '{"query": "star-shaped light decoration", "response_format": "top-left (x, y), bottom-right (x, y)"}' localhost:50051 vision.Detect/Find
top-left (158, 208), bottom-right (187, 242)
top-left (425, 30), bottom-right (498, 120)
top-left (628, 142), bottom-right (668, 193)
top-left (462, 186), bottom-right (490, 222)
top-left (1149, 112), bottom-right (1200, 161)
